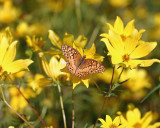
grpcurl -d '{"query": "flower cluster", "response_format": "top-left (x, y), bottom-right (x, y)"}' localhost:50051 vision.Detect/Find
top-left (101, 16), bottom-right (160, 69)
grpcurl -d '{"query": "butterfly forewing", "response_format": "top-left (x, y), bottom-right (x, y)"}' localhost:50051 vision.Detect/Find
top-left (61, 44), bottom-right (82, 74)
top-left (75, 59), bottom-right (105, 77)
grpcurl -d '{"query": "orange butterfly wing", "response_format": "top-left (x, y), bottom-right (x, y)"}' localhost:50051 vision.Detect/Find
top-left (61, 44), bottom-right (82, 74)
top-left (75, 59), bottom-right (106, 77)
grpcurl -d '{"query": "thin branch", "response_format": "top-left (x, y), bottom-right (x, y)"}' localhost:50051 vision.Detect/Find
top-left (92, 78), bottom-right (105, 95)
top-left (72, 89), bottom-right (75, 128)
top-left (93, 97), bottom-right (108, 128)
top-left (93, 66), bottom-right (116, 128)
top-left (0, 87), bottom-right (34, 128)
top-left (57, 83), bottom-right (67, 128)
top-left (16, 87), bottom-right (47, 127)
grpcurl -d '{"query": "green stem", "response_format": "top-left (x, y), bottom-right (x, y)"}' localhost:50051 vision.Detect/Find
top-left (72, 89), bottom-right (75, 128)
top-left (109, 65), bottom-right (115, 91)
top-left (57, 84), bottom-right (67, 128)
top-left (0, 87), bottom-right (34, 128)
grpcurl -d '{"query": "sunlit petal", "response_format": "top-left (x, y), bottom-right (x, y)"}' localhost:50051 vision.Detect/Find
top-left (130, 42), bottom-right (157, 59)
top-left (114, 16), bottom-right (124, 34)
top-left (1, 41), bottom-right (17, 67)
top-left (4, 59), bottom-right (33, 73)
top-left (124, 20), bottom-right (135, 37)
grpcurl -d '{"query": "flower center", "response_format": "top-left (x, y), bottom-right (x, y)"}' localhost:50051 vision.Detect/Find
top-left (133, 123), bottom-right (142, 128)
top-left (121, 34), bottom-right (126, 41)
top-left (110, 124), bottom-right (118, 128)
top-left (122, 54), bottom-right (130, 62)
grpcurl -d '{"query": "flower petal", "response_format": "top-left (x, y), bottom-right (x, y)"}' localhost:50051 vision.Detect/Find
top-left (48, 30), bottom-right (62, 49)
top-left (130, 42), bottom-right (157, 59)
top-left (63, 33), bottom-right (74, 47)
top-left (114, 16), bottom-right (124, 34)
top-left (113, 116), bottom-right (120, 126)
top-left (101, 38), bottom-right (123, 64)
top-left (141, 111), bottom-right (152, 128)
top-left (49, 56), bottom-right (59, 79)
top-left (41, 55), bottom-right (53, 78)
top-left (74, 35), bottom-right (88, 48)
top-left (127, 59), bottom-right (160, 68)
top-left (84, 43), bottom-right (96, 59)
top-left (4, 59), bottom-right (33, 73)
top-left (124, 37), bottom-right (139, 55)
top-left (73, 80), bottom-right (80, 89)
top-left (82, 79), bottom-right (89, 88)
top-left (124, 20), bottom-right (135, 37)
top-left (105, 115), bottom-right (113, 125)
top-left (1, 41), bottom-right (17, 67)
top-left (0, 37), bottom-right (9, 65)
top-left (108, 30), bottom-right (124, 54)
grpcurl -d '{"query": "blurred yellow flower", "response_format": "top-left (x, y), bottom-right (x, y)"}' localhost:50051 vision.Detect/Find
top-left (9, 86), bottom-right (36, 112)
top-left (48, 30), bottom-right (88, 55)
top-left (101, 17), bottom-right (160, 68)
top-left (45, 0), bottom-right (69, 12)
top-left (120, 69), bottom-right (151, 92)
top-left (15, 22), bottom-right (48, 37)
top-left (27, 73), bottom-right (52, 92)
top-left (109, 0), bottom-right (130, 8)
top-left (26, 35), bottom-right (45, 52)
top-left (86, 0), bottom-right (102, 4)
top-left (99, 115), bottom-right (126, 128)
top-left (154, 13), bottom-right (160, 26)
top-left (0, 29), bottom-right (33, 76)
top-left (40, 53), bottom-right (69, 82)
top-left (0, 0), bottom-right (20, 23)
top-left (135, 6), bottom-right (148, 19)
top-left (8, 126), bottom-right (14, 128)
top-left (118, 107), bottom-right (160, 128)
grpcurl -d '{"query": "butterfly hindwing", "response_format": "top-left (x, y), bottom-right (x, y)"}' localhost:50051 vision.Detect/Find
top-left (61, 44), bottom-right (82, 74)
top-left (75, 59), bottom-right (105, 77)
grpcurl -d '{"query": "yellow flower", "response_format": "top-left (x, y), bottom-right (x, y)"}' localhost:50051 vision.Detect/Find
top-left (109, 0), bottom-right (130, 8)
top-left (0, 29), bottom-right (33, 76)
top-left (99, 115), bottom-right (126, 128)
top-left (9, 86), bottom-right (35, 112)
top-left (26, 35), bottom-right (45, 52)
top-left (62, 43), bottom-right (104, 89)
top-left (118, 107), bottom-right (160, 128)
top-left (101, 16), bottom-right (145, 41)
top-left (40, 53), bottom-right (69, 82)
top-left (0, 0), bottom-right (20, 23)
top-left (101, 17), bottom-right (160, 68)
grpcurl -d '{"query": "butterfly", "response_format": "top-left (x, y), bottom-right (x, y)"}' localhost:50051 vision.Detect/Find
top-left (61, 44), bottom-right (105, 78)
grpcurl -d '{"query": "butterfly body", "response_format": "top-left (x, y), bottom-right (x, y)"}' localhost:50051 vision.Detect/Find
top-left (61, 44), bottom-right (105, 78)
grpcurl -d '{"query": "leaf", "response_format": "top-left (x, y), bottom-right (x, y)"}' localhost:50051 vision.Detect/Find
top-left (140, 84), bottom-right (160, 103)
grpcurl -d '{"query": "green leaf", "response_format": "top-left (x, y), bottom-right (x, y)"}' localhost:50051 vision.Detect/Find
top-left (141, 84), bottom-right (160, 103)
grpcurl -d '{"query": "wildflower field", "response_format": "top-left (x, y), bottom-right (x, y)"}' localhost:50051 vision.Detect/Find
top-left (0, 0), bottom-right (160, 128)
